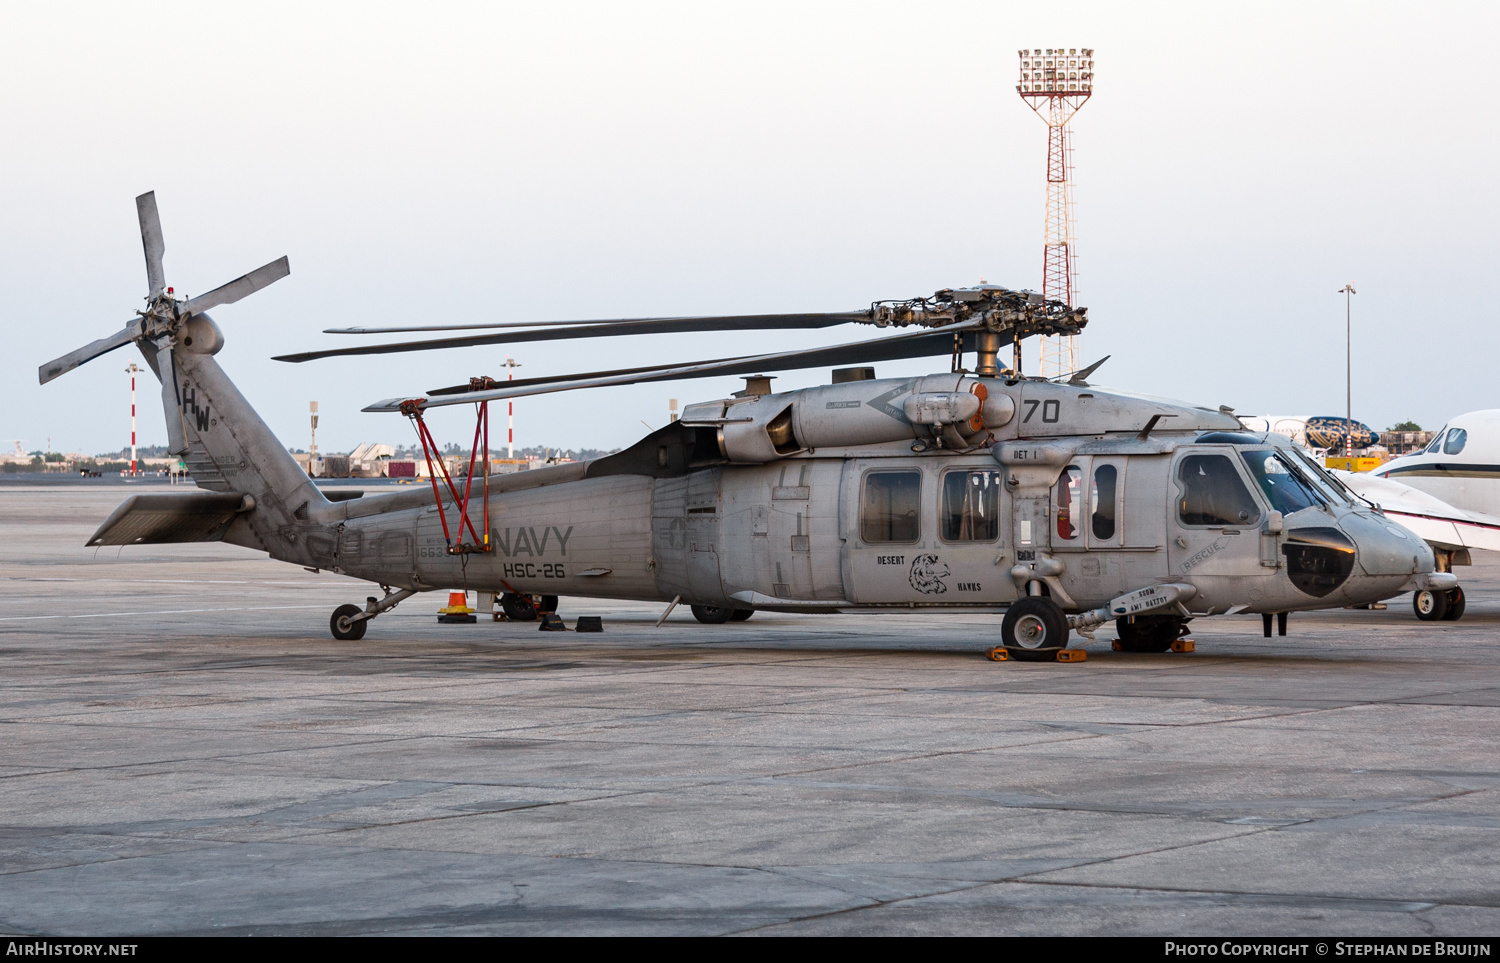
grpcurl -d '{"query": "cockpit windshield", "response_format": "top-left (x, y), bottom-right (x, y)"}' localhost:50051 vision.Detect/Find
top-left (1240, 450), bottom-right (1325, 515)
top-left (1285, 447), bottom-right (1354, 506)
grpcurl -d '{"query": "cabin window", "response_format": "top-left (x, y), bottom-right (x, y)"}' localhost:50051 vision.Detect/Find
top-left (1055, 466), bottom-right (1083, 540)
top-left (861, 471), bottom-right (921, 542)
top-left (1240, 450), bottom-right (1322, 516)
top-left (1091, 464), bottom-right (1118, 540)
top-left (941, 469), bottom-right (1001, 541)
top-left (1177, 454), bottom-right (1261, 526)
top-left (1444, 428), bottom-right (1468, 455)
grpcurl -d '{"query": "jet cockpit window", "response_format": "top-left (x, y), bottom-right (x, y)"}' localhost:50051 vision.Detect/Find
top-left (1444, 428), bottom-right (1468, 455)
top-left (1426, 429), bottom-right (1447, 453)
top-left (861, 471), bottom-right (921, 542)
top-left (1241, 450), bottom-right (1323, 516)
top-left (1177, 454), bottom-right (1262, 527)
top-left (1286, 448), bottom-right (1353, 505)
top-left (941, 469), bottom-right (1001, 541)
top-left (1055, 466), bottom-right (1083, 540)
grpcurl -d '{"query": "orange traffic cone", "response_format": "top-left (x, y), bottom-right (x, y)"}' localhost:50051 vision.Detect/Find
top-left (437, 590), bottom-right (477, 624)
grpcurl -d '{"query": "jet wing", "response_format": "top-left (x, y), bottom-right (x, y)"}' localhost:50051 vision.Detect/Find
top-left (1334, 470), bottom-right (1500, 553)
top-left (86, 492), bottom-right (248, 546)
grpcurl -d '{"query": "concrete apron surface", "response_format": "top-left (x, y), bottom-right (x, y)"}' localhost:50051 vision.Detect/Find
top-left (1, 484), bottom-right (1498, 935)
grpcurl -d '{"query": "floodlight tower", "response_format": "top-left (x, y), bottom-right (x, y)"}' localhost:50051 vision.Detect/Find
top-left (1017, 47), bottom-right (1095, 377)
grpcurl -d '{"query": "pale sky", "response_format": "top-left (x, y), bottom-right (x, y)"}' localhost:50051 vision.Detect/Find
top-left (4, 1), bottom-right (1496, 456)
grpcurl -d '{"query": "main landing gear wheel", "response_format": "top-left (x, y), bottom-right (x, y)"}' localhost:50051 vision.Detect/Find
top-left (539, 595), bottom-right (559, 614)
top-left (1414, 589), bottom-right (1450, 622)
top-left (729, 609), bottom-right (754, 622)
top-left (501, 593), bottom-right (538, 621)
top-left (1114, 614), bottom-right (1183, 653)
top-left (1416, 586), bottom-right (1465, 621)
top-left (691, 604), bottom-right (733, 625)
top-left (1001, 597), bottom-right (1068, 661)
top-left (330, 603), bottom-right (367, 641)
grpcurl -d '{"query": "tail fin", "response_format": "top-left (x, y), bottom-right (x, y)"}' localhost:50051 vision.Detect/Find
top-left (164, 340), bottom-right (326, 533)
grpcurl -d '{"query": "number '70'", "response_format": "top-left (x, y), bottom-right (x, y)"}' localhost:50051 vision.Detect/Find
top-left (1022, 399), bottom-right (1061, 423)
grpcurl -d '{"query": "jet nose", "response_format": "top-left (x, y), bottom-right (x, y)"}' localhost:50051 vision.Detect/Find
top-left (1339, 511), bottom-right (1432, 578)
top-left (1335, 511), bottom-right (1435, 604)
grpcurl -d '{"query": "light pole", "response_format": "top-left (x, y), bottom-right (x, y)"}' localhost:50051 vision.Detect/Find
top-left (124, 362), bottom-right (141, 476)
top-left (504, 356), bottom-right (521, 458)
top-left (1338, 284), bottom-right (1356, 457)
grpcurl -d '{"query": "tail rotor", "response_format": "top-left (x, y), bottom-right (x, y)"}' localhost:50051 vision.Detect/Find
top-left (38, 192), bottom-right (290, 386)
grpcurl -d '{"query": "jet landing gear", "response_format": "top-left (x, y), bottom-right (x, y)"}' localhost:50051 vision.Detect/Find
top-left (1414, 585), bottom-right (1465, 622)
top-left (330, 587), bottom-right (419, 641)
top-left (497, 593), bottom-right (559, 622)
top-left (689, 605), bottom-right (754, 624)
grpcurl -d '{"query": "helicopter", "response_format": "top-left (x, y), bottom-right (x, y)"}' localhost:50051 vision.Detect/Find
top-left (40, 193), bottom-right (1456, 660)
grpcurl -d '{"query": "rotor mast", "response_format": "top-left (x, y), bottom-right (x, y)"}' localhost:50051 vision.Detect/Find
top-left (1018, 47), bottom-right (1094, 378)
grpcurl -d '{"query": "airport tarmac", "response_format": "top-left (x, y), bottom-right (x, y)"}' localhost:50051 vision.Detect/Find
top-left (2, 483), bottom-right (1499, 936)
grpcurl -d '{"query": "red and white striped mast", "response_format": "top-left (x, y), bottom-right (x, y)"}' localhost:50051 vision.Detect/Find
top-left (504, 356), bottom-right (521, 458)
top-left (124, 362), bottom-right (141, 475)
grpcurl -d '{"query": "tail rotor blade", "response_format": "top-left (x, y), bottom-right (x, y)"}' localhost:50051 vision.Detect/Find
top-left (38, 322), bottom-right (141, 384)
top-left (183, 256), bottom-right (290, 315)
top-left (136, 192), bottom-right (166, 298)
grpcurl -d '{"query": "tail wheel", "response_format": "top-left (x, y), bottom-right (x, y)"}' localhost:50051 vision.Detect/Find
top-left (1001, 597), bottom-right (1068, 661)
top-left (691, 604), bottom-right (732, 625)
top-left (1414, 589), bottom-right (1449, 622)
top-left (1115, 614), bottom-right (1182, 653)
top-left (729, 609), bottom-right (754, 622)
top-left (1440, 586), bottom-right (1466, 621)
top-left (330, 603), bottom-right (368, 641)
top-left (501, 593), bottom-right (539, 621)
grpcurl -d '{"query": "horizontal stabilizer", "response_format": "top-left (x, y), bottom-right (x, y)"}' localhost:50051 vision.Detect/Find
top-left (87, 492), bottom-right (248, 546)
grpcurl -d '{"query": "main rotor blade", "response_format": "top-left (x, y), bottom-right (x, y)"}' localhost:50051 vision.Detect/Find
top-left (183, 256), bottom-right (290, 315)
top-left (136, 192), bottom-right (166, 298)
top-left (275, 312), bottom-right (866, 363)
top-left (326, 318), bottom-right (696, 335)
top-left (425, 355), bottom-right (760, 396)
top-left (38, 321), bottom-right (141, 385)
top-left (366, 324), bottom-right (976, 412)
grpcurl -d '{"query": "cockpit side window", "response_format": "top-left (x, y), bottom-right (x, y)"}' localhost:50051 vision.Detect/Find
top-left (1241, 450), bottom-right (1323, 516)
top-left (1443, 428), bottom-right (1468, 455)
top-left (1177, 454), bottom-right (1262, 527)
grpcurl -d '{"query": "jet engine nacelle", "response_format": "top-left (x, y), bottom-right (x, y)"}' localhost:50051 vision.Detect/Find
top-left (684, 376), bottom-right (1017, 464)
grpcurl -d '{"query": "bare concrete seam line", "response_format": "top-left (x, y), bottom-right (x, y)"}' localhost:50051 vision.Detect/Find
top-left (1003, 824), bottom-right (1276, 887)
top-left (722, 876), bottom-right (1015, 936)
top-left (0, 841), bottom-right (234, 880)
top-left (1016, 876), bottom-right (1462, 911)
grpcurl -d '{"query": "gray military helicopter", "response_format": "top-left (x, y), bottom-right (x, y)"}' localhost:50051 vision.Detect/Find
top-left (42, 194), bottom-right (1456, 660)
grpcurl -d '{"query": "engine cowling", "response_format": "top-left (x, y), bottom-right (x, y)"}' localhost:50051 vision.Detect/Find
top-left (682, 376), bottom-right (1018, 463)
